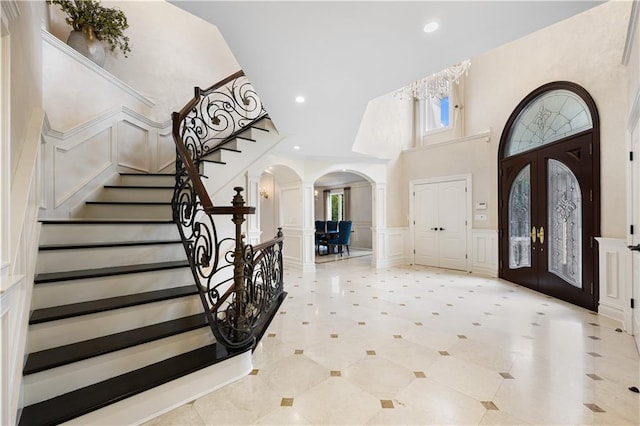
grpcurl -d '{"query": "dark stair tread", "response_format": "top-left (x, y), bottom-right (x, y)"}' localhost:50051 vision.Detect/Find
top-left (34, 260), bottom-right (189, 284)
top-left (103, 185), bottom-right (174, 190)
top-left (202, 159), bottom-right (226, 165)
top-left (119, 173), bottom-right (174, 176)
top-left (85, 201), bottom-right (171, 205)
top-left (18, 343), bottom-right (245, 426)
top-left (250, 126), bottom-right (269, 132)
top-left (24, 313), bottom-right (208, 375)
top-left (40, 219), bottom-right (175, 225)
top-left (30, 285), bottom-right (197, 324)
top-left (212, 146), bottom-right (241, 153)
top-left (235, 136), bottom-right (256, 142)
top-left (40, 240), bottom-right (182, 251)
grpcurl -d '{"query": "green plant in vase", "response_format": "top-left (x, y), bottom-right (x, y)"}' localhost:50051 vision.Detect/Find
top-left (48, 0), bottom-right (131, 66)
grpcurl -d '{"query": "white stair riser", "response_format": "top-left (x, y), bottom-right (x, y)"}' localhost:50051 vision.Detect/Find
top-left (36, 244), bottom-right (186, 274)
top-left (117, 175), bottom-right (175, 187)
top-left (204, 121), bottom-right (283, 196)
top-left (23, 327), bottom-right (214, 405)
top-left (65, 351), bottom-right (251, 426)
top-left (97, 188), bottom-right (174, 203)
top-left (28, 295), bottom-right (204, 352)
top-left (40, 223), bottom-right (179, 245)
top-left (32, 268), bottom-right (194, 309)
top-left (78, 204), bottom-right (172, 220)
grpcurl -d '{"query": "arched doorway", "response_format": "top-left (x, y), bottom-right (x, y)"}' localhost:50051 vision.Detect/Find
top-left (498, 81), bottom-right (600, 311)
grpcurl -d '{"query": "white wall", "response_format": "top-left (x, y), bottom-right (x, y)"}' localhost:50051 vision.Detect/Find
top-left (47, 0), bottom-right (240, 124)
top-left (259, 173), bottom-right (279, 243)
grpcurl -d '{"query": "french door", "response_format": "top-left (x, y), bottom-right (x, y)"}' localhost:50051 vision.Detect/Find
top-left (500, 132), bottom-right (596, 310)
top-left (413, 178), bottom-right (468, 271)
top-left (498, 82), bottom-right (600, 311)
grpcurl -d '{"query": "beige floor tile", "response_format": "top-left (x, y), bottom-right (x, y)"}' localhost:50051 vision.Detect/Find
top-left (142, 404), bottom-right (204, 426)
top-left (343, 357), bottom-right (416, 399)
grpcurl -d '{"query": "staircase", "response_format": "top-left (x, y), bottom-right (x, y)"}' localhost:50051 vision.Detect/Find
top-left (19, 109), bottom-right (281, 424)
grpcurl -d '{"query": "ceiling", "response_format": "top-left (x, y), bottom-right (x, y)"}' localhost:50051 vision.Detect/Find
top-left (171, 1), bottom-right (603, 159)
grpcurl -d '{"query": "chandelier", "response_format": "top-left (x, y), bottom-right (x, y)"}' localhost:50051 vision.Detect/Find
top-left (395, 60), bottom-right (471, 100)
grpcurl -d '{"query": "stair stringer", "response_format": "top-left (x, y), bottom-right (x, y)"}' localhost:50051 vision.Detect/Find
top-left (64, 350), bottom-right (252, 426)
top-left (203, 119), bottom-right (285, 196)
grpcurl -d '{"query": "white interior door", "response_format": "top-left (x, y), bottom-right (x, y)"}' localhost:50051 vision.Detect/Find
top-left (631, 123), bottom-right (640, 351)
top-left (413, 179), bottom-right (468, 271)
top-left (438, 180), bottom-right (468, 270)
top-left (414, 183), bottom-right (439, 266)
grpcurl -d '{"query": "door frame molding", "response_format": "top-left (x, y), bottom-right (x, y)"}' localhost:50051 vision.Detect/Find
top-left (409, 173), bottom-right (472, 271)
top-left (497, 81), bottom-right (601, 310)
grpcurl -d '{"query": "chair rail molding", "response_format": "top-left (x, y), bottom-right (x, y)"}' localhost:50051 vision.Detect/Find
top-left (41, 107), bottom-right (173, 217)
top-left (595, 237), bottom-right (632, 331)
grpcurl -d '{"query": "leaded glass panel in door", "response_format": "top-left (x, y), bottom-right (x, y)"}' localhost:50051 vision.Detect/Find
top-left (508, 165), bottom-right (531, 269)
top-left (547, 159), bottom-right (582, 287)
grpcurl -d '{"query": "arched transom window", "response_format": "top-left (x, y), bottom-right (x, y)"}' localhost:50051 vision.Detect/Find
top-left (505, 89), bottom-right (593, 157)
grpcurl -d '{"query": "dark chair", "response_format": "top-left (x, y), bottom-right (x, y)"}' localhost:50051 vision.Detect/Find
top-left (315, 221), bottom-right (327, 254)
top-left (326, 221), bottom-right (338, 233)
top-left (320, 220), bottom-right (352, 256)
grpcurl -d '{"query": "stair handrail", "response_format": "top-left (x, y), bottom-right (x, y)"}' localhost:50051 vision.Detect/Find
top-left (171, 70), bottom-right (284, 349)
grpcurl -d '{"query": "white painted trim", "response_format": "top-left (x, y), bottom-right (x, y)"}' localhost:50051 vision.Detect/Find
top-left (622, 0), bottom-right (639, 66)
top-left (627, 88), bottom-right (640, 132)
top-left (471, 229), bottom-right (498, 277)
top-left (595, 237), bottom-right (631, 331)
top-left (409, 174), bottom-right (473, 272)
top-left (44, 106), bottom-right (169, 141)
top-left (403, 129), bottom-right (492, 153)
top-left (41, 29), bottom-right (155, 107)
top-left (0, 1), bottom-right (20, 22)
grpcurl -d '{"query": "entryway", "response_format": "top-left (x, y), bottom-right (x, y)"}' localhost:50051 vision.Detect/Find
top-left (498, 81), bottom-right (600, 311)
top-left (411, 175), bottom-right (471, 271)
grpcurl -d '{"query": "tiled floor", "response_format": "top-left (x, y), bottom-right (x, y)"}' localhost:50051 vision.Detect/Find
top-left (145, 257), bottom-right (640, 425)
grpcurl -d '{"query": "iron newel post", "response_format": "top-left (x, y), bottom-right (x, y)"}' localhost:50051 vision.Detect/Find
top-left (231, 187), bottom-right (247, 327)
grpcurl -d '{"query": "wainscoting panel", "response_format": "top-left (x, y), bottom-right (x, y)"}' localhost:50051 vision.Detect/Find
top-left (471, 229), bottom-right (498, 277)
top-left (157, 130), bottom-right (175, 172)
top-left (118, 120), bottom-right (149, 172)
top-left (374, 227), bottom-right (408, 268)
top-left (53, 127), bottom-right (113, 207)
top-left (595, 238), bottom-right (631, 330)
top-left (350, 221), bottom-right (372, 249)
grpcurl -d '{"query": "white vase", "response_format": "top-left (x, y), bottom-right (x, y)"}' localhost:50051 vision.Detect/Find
top-left (67, 26), bottom-right (106, 67)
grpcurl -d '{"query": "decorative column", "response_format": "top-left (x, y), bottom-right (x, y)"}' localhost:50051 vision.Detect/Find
top-left (245, 172), bottom-right (261, 245)
top-left (371, 183), bottom-right (388, 268)
top-left (301, 182), bottom-right (316, 272)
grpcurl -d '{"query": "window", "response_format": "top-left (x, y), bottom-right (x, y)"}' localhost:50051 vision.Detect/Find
top-left (415, 77), bottom-right (464, 146)
top-left (328, 192), bottom-right (344, 221)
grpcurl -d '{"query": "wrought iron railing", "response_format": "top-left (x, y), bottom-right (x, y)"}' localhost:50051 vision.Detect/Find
top-left (171, 71), bottom-right (285, 349)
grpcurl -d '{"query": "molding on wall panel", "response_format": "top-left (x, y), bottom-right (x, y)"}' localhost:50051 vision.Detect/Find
top-left (595, 237), bottom-right (630, 330)
top-left (1, 1), bottom-right (20, 22)
top-left (373, 227), bottom-right (408, 269)
top-left (628, 88), bottom-right (640, 132)
top-left (403, 129), bottom-right (492, 153)
top-left (44, 106), bottom-right (169, 141)
top-left (622, 0), bottom-right (639, 65)
top-left (122, 106), bottom-right (171, 129)
top-left (117, 119), bottom-right (150, 172)
top-left (53, 128), bottom-right (114, 207)
top-left (471, 229), bottom-right (498, 277)
top-left (41, 29), bottom-right (155, 107)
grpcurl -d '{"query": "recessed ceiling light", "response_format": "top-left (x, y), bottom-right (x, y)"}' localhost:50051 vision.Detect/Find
top-left (295, 96), bottom-right (305, 103)
top-left (423, 22), bottom-right (439, 33)
top-left (293, 145), bottom-right (300, 150)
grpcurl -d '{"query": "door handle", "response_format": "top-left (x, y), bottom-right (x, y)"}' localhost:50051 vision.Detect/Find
top-left (431, 227), bottom-right (438, 231)
top-left (439, 227), bottom-right (445, 231)
top-left (531, 226), bottom-right (537, 243)
top-left (629, 244), bottom-right (640, 252)
top-left (537, 226), bottom-right (545, 244)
